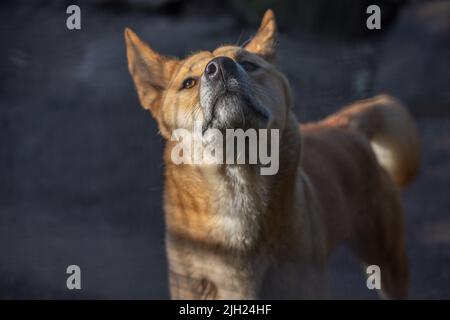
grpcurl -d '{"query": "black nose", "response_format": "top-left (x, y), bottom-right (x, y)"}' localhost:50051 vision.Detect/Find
top-left (204, 56), bottom-right (237, 82)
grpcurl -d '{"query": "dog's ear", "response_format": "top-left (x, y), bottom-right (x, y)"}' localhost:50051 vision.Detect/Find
top-left (124, 28), bottom-right (178, 117)
top-left (245, 9), bottom-right (277, 62)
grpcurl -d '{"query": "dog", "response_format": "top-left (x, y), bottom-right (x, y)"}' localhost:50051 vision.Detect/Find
top-left (125, 9), bottom-right (421, 299)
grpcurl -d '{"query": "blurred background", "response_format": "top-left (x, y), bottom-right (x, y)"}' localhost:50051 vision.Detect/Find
top-left (0, 0), bottom-right (449, 299)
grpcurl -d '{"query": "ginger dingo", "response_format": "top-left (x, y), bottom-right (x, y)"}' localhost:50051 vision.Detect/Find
top-left (125, 10), bottom-right (420, 299)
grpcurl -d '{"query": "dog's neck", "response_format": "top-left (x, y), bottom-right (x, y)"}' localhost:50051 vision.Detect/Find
top-left (163, 117), bottom-right (301, 249)
top-left (163, 117), bottom-right (302, 298)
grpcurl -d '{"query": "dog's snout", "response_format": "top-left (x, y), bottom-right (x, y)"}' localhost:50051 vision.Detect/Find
top-left (204, 56), bottom-right (237, 82)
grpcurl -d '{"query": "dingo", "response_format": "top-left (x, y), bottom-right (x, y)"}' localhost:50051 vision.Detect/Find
top-left (125, 10), bottom-right (420, 299)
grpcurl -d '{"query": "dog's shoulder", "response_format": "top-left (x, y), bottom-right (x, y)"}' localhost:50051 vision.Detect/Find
top-left (300, 121), bottom-right (376, 173)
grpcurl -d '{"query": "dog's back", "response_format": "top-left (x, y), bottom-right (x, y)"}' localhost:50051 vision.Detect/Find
top-left (300, 94), bottom-right (420, 298)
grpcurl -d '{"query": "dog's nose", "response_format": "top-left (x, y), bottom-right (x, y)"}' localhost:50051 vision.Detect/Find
top-left (204, 56), bottom-right (237, 82)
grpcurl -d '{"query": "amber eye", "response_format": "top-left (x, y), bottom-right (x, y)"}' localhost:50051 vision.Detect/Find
top-left (239, 61), bottom-right (260, 72)
top-left (181, 77), bottom-right (197, 90)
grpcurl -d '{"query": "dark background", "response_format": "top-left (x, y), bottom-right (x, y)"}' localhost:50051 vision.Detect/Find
top-left (0, 0), bottom-right (449, 299)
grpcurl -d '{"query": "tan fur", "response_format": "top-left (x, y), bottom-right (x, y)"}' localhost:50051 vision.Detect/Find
top-left (125, 10), bottom-right (420, 299)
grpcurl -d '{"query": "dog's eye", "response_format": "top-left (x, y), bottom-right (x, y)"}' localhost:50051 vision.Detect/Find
top-left (239, 61), bottom-right (260, 72)
top-left (181, 77), bottom-right (197, 90)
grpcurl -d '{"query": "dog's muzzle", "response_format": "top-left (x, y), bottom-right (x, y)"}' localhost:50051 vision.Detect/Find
top-left (200, 56), bottom-right (269, 131)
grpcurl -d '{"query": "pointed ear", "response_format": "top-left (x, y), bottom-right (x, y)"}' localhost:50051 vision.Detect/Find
top-left (124, 28), bottom-right (178, 117)
top-left (245, 9), bottom-right (278, 62)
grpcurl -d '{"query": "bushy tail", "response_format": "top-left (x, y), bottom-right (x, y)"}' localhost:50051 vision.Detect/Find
top-left (333, 95), bottom-right (421, 187)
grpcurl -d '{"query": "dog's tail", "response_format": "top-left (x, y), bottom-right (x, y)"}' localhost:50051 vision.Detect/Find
top-left (331, 95), bottom-right (421, 187)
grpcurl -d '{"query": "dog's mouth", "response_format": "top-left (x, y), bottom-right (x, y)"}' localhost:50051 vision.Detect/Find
top-left (201, 82), bottom-right (270, 132)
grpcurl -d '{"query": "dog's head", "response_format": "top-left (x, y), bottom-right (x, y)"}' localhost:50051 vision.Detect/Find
top-left (125, 10), bottom-right (292, 139)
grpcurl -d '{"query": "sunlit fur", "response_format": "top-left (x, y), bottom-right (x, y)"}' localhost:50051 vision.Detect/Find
top-left (125, 10), bottom-right (421, 299)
